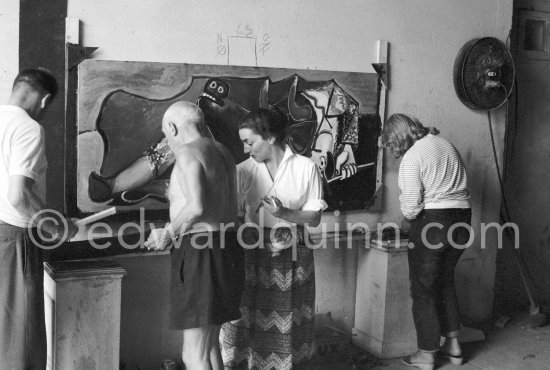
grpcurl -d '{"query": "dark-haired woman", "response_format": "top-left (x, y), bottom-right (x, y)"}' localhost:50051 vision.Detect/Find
top-left (221, 108), bottom-right (326, 370)
top-left (381, 114), bottom-right (471, 370)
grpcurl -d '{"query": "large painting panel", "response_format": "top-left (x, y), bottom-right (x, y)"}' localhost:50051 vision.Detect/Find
top-left (77, 61), bottom-right (383, 213)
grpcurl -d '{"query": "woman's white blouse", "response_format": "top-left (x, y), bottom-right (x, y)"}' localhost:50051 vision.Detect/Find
top-left (238, 146), bottom-right (327, 227)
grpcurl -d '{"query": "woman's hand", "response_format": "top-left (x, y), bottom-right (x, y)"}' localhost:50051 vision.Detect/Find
top-left (260, 197), bottom-right (321, 226)
top-left (144, 228), bottom-right (172, 251)
top-left (262, 196), bottom-right (284, 217)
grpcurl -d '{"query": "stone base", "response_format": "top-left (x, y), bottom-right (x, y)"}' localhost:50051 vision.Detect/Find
top-left (44, 259), bottom-right (126, 370)
top-left (353, 242), bottom-right (417, 359)
top-left (352, 327), bottom-right (416, 359)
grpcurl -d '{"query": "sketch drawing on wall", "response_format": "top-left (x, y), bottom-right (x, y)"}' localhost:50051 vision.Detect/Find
top-left (75, 61), bottom-right (384, 214)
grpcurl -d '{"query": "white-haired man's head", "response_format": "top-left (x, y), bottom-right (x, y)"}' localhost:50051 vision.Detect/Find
top-left (162, 101), bottom-right (208, 148)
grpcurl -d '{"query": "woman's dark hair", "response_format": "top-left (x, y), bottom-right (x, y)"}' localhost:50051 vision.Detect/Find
top-left (13, 68), bottom-right (58, 99)
top-left (238, 108), bottom-right (288, 145)
top-left (381, 113), bottom-right (439, 157)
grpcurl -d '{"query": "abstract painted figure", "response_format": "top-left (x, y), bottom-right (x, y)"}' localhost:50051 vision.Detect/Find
top-left (85, 74), bottom-right (376, 210)
top-left (302, 82), bottom-right (360, 182)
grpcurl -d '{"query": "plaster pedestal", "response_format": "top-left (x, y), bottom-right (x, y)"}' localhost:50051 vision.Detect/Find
top-left (352, 242), bottom-right (417, 358)
top-left (44, 259), bottom-right (127, 370)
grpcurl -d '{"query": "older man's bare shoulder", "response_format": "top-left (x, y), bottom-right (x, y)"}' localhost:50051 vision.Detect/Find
top-left (174, 144), bottom-right (197, 159)
top-left (184, 137), bottom-right (215, 152)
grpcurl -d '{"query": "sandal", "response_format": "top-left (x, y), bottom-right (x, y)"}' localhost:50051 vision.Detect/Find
top-left (437, 352), bottom-right (464, 365)
top-left (401, 356), bottom-right (435, 370)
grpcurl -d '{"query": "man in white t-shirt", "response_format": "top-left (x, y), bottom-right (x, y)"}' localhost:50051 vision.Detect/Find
top-left (0, 69), bottom-right (77, 369)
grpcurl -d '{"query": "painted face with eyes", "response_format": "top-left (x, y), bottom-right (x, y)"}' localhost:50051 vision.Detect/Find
top-left (239, 128), bottom-right (274, 163)
top-left (202, 78), bottom-right (230, 106)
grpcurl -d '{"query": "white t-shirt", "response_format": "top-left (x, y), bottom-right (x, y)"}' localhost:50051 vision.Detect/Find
top-left (0, 105), bottom-right (47, 227)
top-left (238, 146), bottom-right (327, 228)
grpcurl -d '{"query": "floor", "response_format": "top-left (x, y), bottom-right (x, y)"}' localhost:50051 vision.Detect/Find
top-left (306, 311), bottom-right (550, 370)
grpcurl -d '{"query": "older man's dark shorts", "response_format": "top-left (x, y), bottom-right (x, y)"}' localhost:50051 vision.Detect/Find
top-left (169, 230), bottom-right (244, 329)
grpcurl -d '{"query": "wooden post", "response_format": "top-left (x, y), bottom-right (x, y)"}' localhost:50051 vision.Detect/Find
top-left (64, 17), bottom-right (97, 216)
top-left (369, 40), bottom-right (389, 209)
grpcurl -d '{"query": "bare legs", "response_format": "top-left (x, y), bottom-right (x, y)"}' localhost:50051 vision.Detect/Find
top-left (403, 349), bottom-right (436, 370)
top-left (439, 330), bottom-right (464, 365)
top-left (441, 330), bottom-right (461, 356)
top-left (182, 325), bottom-right (222, 370)
top-left (404, 331), bottom-right (462, 369)
top-left (209, 326), bottom-right (224, 370)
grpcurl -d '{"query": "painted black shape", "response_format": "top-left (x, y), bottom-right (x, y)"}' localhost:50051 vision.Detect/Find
top-left (198, 92), bottom-right (250, 164)
top-left (96, 90), bottom-right (169, 178)
top-left (202, 78), bottom-right (230, 106)
top-left (88, 171), bottom-right (112, 202)
top-left (93, 75), bottom-right (376, 211)
top-left (323, 114), bottom-right (381, 211)
top-left (286, 121), bottom-right (318, 155)
top-left (198, 76), bottom-right (322, 162)
top-left (265, 75), bottom-right (312, 122)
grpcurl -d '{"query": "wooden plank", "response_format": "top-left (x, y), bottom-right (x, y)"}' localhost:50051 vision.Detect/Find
top-left (370, 40), bottom-right (389, 210)
top-left (65, 17), bottom-right (80, 45)
top-left (65, 43), bottom-right (97, 216)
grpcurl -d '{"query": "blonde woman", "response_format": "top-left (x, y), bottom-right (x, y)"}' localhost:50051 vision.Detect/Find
top-left (382, 114), bottom-right (471, 370)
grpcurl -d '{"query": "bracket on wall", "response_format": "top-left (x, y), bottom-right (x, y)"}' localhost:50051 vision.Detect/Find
top-left (372, 63), bottom-right (388, 89)
top-left (369, 40), bottom-right (389, 210)
top-left (372, 40), bottom-right (389, 89)
top-left (66, 43), bottom-right (98, 71)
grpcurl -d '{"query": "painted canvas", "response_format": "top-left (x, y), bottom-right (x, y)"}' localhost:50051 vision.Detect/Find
top-left (76, 61), bottom-right (383, 213)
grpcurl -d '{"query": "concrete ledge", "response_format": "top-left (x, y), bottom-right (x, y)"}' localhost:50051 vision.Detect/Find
top-left (352, 327), bottom-right (416, 359)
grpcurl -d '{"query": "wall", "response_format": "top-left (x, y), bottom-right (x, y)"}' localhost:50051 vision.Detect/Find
top-left (0, 0), bottom-right (19, 102)
top-left (20, 0), bottom-right (68, 212)
top-left (60, 0), bottom-right (513, 366)
top-left (495, 0), bottom-right (550, 311)
top-left (2, 0), bottom-right (67, 211)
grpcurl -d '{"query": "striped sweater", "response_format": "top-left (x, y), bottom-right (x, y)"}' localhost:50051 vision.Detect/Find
top-left (398, 134), bottom-right (470, 219)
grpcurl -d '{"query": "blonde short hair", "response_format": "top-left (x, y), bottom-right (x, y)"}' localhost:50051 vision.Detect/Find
top-left (381, 114), bottom-right (438, 158)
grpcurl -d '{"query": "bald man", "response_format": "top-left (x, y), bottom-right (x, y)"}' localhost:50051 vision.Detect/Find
top-left (145, 101), bottom-right (243, 370)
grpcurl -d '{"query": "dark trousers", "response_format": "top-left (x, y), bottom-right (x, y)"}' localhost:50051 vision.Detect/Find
top-left (0, 224), bottom-right (46, 370)
top-left (408, 208), bottom-right (472, 351)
